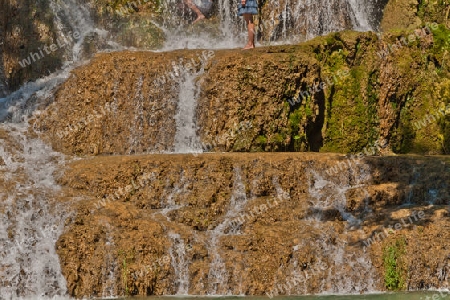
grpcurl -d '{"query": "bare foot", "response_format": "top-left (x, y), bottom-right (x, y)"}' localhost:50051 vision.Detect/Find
top-left (242, 44), bottom-right (255, 50)
top-left (192, 15), bottom-right (206, 24)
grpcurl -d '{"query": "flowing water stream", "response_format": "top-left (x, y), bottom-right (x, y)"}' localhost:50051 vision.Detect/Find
top-left (0, 0), bottom-right (410, 298)
top-left (0, 124), bottom-right (69, 298)
top-left (114, 292), bottom-right (450, 300)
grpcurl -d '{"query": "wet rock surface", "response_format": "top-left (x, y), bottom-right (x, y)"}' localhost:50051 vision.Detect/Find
top-left (55, 152), bottom-right (450, 297)
top-left (33, 30), bottom-right (450, 155)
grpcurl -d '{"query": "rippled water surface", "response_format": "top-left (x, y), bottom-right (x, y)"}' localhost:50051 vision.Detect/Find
top-left (114, 291), bottom-right (449, 300)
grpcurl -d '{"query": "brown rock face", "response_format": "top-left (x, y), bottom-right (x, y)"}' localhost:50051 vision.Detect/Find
top-left (380, 0), bottom-right (422, 32)
top-left (55, 152), bottom-right (450, 297)
top-left (32, 41), bottom-right (361, 155)
top-left (33, 50), bottom-right (214, 155)
top-left (0, 0), bottom-right (63, 92)
top-left (32, 28), bottom-right (450, 156)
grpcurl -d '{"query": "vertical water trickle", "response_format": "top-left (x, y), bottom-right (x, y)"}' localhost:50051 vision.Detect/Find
top-left (273, 175), bottom-right (291, 202)
top-left (160, 170), bottom-right (187, 219)
top-left (207, 166), bottom-right (249, 295)
top-left (49, 0), bottom-right (118, 64)
top-left (169, 233), bottom-right (190, 295)
top-left (216, 0), bottom-right (241, 45)
top-left (294, 161), bottom-right (379, 294)
top-left (0, 124), bottom-right (69, 298)
top-left (128, 76), bottom-right (145, 154)
top-left (173, 65), bottom-right (203, 153)
top-left (101, 224), bottom-right (118, 298)
top-left (404, 168), bottom-right (420, 206)
top-left (346, 0), bottom-right (373, 31)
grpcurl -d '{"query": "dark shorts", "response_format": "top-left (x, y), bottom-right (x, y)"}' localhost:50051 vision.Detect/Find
top-left (238, 0), bottom-right (258, 16)
top-left (194, 0), bottom-right (213, 14)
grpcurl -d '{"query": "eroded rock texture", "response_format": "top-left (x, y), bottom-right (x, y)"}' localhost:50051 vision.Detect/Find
top-left (55, 152), bottom-right (450, 297)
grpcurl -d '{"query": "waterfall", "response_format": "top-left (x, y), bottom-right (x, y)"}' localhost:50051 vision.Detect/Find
top-left (347, 0), bottom-right (373, 31)
top-left (0, 0), bottom-right (121, 124)
top-left (0, 0), bottom-right (391, 298)
top-left (207, 167), bottom-right (249, 295)
top-left (173, 69), bottom-right (203, 153)
top-left (49, 0), bottom-right (126, 63)
top-left (172, 51), bottom-right (216, 153)
top-left (297, 160), bottom-right (379, 294)
top-left (0, 2), bottom-right (107, 295)
top-left (101, 224), bottom-right (118, 298)
top-left (0, 124), bottom-right (69, 298)
top-left (169, 233), bottom-right (190, 295)
top-left (158, 0), bottom-right (379, 49)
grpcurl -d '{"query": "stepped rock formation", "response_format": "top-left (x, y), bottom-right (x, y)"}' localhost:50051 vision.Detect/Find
top-left (33, 28), bottom-right (450, 155)
top-left (0, 0), bottom-right (388, 93)
top-left (2, 121), bottom-right (450, 297)
top-left (54, 151), bottom-right (450, 297)
top-left (1, 0), bottom-right (450, 298)
top-left (0, 0), bottom-right (447, 94)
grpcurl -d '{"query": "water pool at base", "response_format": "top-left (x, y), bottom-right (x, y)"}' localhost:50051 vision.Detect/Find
top-left (114, 291), bottom-right (449, 300)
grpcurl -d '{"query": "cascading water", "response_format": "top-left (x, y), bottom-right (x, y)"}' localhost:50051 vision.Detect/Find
top-left (158, 0), bottom-right (381, 49)
top-left (173, 68), bottom-right (204, 153)
top-left (169, 233), bottom-right (190, 295)
top-left (0, 123), bottom-right (69, 299)
top-left (101, 224), bottom-right (118, 298)
top-left (49, 0), bottom-right (120, 63)
top-left (296, 160), bottom-right (379, 294)
top-left (207, 166), bottom-right (249, 295)
top-left (0, 1), bottom-right (119, 298)
top-left (259, 0), bottom-right (378, 43)
top-left (0, 0), bottom-right (392, 298)
top-left (0, 0), bottom-right (121, 123)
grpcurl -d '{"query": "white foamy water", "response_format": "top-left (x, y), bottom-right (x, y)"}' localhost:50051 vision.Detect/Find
top-left (0, 68), bottom-right (74, 123)
top-left (290, 161), bottom-right (379, 294)
top-left (207, 167), bottom-right (249, 295)
top-left (0, 0), bottom-right (385, 298)
top-left (0, 0), bottom-right (123, 124)
top-left (0, 1), bottom-right (109, 297)
top-left (173, 66), bottom-right (204, 153)
top-left (100, 223), bottom-right (118, 298)
top-left (169, 233), bottom-right (190, 295)
top-left (0, 124), bottom-right (70, 299)
top-left (158, 0), bottom-right (377, 50)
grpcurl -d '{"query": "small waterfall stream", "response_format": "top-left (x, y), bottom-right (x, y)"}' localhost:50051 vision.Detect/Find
top-left (168, 233), bottom-right (190, 295)
top-left (101, 224), bottom-right (118, 298)
top-left (173, 69), bottom-right (203, 153)
top-left (158, 0), bottom-right (379, 49)
top-left (298, 160), bottom-right (379, 294)
top-left (207, 167), bottom-right (249, 295)
top-left (0, 124), bottom-right (69, 298)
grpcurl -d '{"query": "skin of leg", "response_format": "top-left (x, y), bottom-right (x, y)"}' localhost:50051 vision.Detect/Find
top-left (183, 0), bottom-right (205, 23)
top-left (243, 13), bottom-right (255, 49)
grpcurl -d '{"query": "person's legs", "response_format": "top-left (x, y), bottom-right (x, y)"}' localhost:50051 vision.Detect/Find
top-left (243, 13), bottom-right (255, 49)
top-left (183, 0), bottom-right (205, 23)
